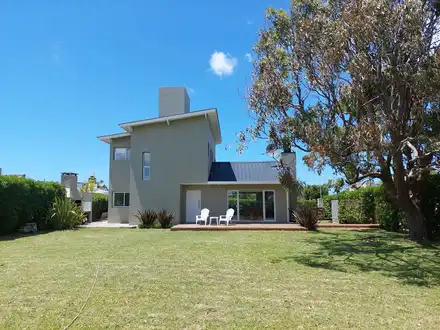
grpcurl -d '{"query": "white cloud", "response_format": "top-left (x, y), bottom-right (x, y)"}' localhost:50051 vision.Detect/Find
top-left (209, 51), bottom-right (237, 77)
top-left (244, 53), bottom-right (253, 63)
top-left (246, 19), bottom-right (253, 25)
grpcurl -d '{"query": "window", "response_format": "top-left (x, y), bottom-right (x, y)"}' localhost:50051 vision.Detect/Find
top-left (113, 192), bottom-right (129, 207)
top-left (264, 191), bottom-right (275, 220)
top-left (114, 148), bottom-right (130, 160)
top-left (227, 190), bottom-right (275, 221)
top-left (142, 152), bottom-right (151, 180)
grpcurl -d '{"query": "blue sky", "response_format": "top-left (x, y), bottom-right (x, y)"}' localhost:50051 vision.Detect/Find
top-left (0, 0), bottom-right (333, 185)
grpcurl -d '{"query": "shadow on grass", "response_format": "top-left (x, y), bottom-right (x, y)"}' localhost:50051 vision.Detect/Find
top-left (0, 229), bottom-right (61, 242)
top-left (271, 230), bottom-right (440, 287)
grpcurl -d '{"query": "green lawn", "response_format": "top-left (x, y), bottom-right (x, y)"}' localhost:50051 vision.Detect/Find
top-left (0, 229), bottom-right (439, 329)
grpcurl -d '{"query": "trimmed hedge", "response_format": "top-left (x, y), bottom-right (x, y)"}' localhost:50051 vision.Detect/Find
top-left (317, 175), bottom-right (440, 239)
top-left (0, 176), bottom-right (66, 234)
top-left (320, 187), bottom-right (403, 225)
top-left (297, 200), bottom-right (317, 209)
top-left (92, 193), bottom-right (108, 221)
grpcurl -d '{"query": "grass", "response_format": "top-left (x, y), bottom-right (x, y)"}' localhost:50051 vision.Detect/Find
top-left (0, 229), bottom-right (439, 329)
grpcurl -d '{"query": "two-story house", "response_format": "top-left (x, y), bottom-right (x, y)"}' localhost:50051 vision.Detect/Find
top-left (98, 87), bottom-right (296, 224)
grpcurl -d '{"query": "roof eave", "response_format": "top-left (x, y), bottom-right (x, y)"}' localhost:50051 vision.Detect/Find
top-left (97, 132), bottom-right (131, 144)
top-left (118, 108), bottom-right (222, 144)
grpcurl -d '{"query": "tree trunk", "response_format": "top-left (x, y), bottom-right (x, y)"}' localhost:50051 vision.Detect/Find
top-left (405, 209), bottom-right (427, 241)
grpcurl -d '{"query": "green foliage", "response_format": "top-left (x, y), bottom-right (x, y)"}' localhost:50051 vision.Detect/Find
top-left (375, 190), bottom-right (403, 232)
top-left (297, 200), bottom-right (317, 209)
top-left (136, 209), bottom-right (157, 228)
top-left (322, 186), bottom-right (406, 228)
top-left (302, 184), bottom-right (329, 200)
top-left (46, 197), bottom-right (85, 229)
top-left (157, 209), bottom-right (175, 229)
top-left (92, 193), bottom-right (108, 221)
top-left (422, 175), bottom-right (440, 240)
top-left (324, 187), bottom-right (391, 224)
top-left (243, 0), bottom-right (440, 241)
top-left (331, 178), bottom-right (345, 194)
top-left (0, 176), bottom-right (66, 235)
top-left (294, 204), bottom-right (319, 229)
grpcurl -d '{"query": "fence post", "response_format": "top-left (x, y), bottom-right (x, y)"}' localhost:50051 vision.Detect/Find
top-left (331, 200), bottom-right (339, 223)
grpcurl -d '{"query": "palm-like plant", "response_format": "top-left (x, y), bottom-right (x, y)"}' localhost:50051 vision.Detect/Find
top-left (294, 204), bottom-right (319, 230)
top-left (46, 197), bottom-right (85, 229)
top-left (157, 209), bottom-right (175, 228)
top-left (135, 209), bottom-right (157, 228)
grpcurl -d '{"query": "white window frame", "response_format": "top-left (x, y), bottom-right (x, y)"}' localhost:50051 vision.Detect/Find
top-left (142, 152), bottom-right (151, 180)
top-left (226, 190), bottom-right (276, 221)
top-left (113, 192), bottom-right (130, 207)
top-left (113, 148), bottom-right (130, 161)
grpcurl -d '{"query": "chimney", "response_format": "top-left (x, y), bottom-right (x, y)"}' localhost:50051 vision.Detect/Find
top-left (280, 152), bottom-right (297, 220)
top-left (61, 172), bottom-right (82, 200)
top-left (158, 87), bottom-right (190, 117)
top-left (280, 152), bottom-right (296, 179)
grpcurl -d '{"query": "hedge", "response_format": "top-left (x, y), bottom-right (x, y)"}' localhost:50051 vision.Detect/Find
top-left (0, 176), bottom-right (66, 235)
top-left (422, 174), bottom-right (440, 240)
top-left (315, 174), bottom-right (440, 239)
top-left (92, 193), bottom-right (108, 221)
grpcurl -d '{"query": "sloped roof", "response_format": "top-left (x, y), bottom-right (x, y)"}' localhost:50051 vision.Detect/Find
top-left (208, 161), bottom-right (279, 182)
top-left (98, 108), bottom-right (221, 145)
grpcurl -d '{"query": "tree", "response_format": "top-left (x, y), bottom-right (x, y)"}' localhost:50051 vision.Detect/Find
top-left (240, 0), bottom-right (440, 240)
top-left (302, 184), bottom-right (329, 200)
top-left (330, 178), bottom-right (345, 194)
top-left (81, 175), bottom-right (108, 193)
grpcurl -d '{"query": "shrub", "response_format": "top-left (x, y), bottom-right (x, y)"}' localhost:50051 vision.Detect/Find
top-left (422, 175), bottom-right (440, 240)
top-left (297, 200), bottom-right (317, 209)
top-left (0, 176), bottom-right (65, 235)
top-left (46, 197), bottom-right (85, 229)
top-left (135, 209), bottom-right (157, 228)
top-left (294, 204), bottom-right (319, 229)
top-left (92, 193), bottom-right (108, 221)
top-left (157, 209), bottom-right (175, 228)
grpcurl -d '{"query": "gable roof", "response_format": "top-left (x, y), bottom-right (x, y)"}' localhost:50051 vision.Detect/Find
top-left (98, 108), bottom-right (222, 144)
top-left (119, 108), bottom-right (222, 144)
top-left (208, 161), bottom-right (280, 183)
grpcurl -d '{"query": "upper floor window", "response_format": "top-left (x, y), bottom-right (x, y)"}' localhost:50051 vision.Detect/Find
top-left (114, 148), bottom-right (130, 160)
top-left (142, 152), bottom-right (151, 180)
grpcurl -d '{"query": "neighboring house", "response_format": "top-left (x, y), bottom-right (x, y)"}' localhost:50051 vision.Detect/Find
top-left (98, 87), bottom-right (297, 224)
top-left (348, 180), bottom-right (380, 191)
top-left (0, 168), bottom-right (26, 178)
top-left (77, 182), bottom-right (109, 195)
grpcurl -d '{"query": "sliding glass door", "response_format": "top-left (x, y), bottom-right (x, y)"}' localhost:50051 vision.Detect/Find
top-left (227, 190), bottom-right (275, 221)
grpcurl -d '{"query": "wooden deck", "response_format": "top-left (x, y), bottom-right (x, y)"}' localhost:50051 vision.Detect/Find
top-left (170, 223), bottom-right (380, 231)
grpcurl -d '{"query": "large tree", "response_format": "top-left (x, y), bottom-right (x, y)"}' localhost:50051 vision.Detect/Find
top-left (241, 0), bottom-right (440, 240)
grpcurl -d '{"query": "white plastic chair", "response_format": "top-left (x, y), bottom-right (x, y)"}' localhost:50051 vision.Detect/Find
top-left (219, 208), bottom-right (234, 226)
top-left (196, 208), bottom-right (209, 225)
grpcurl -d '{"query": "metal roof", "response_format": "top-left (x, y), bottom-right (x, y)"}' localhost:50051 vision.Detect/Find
top-left (208, 161), bottom-right (280, 182)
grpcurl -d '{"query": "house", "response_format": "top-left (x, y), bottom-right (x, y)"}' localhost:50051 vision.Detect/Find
top-left (0, 168), bottom-right (26, 178)
top-left (98, 87), bottom-right (297, 224)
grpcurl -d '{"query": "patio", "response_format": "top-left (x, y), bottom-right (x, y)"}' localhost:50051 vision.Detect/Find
top-left (78, 220), bottom-right (137, 229)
